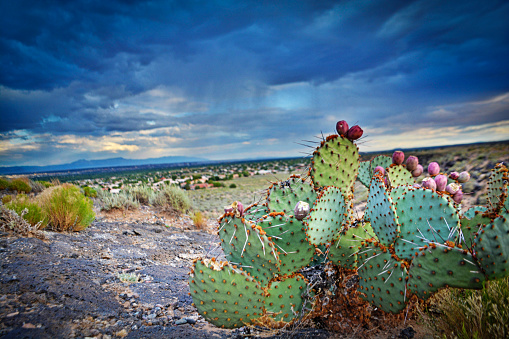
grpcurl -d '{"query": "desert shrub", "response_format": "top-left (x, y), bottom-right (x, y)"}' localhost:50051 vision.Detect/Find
top-left (192, 211), bottom-right (207, 229)
top-left (150, 185), bottom-right (191, 214)
top-left (38, 184), bottom-right (95, 231)
top-left (0, 205), bottom-right (45, 239)
top-left (0, 177), bottom-right (9, 190)
top-left (29, 179), bottom-right (46, 193)
top-left (126, 184), bottom-right (153, 205)
top-left (82, 186), bottom-right (98, 198)
top-left (428, 278), bottom-right (509, 339)
top-left (98, 190), bottom-right (139, 211)
top-left (229, 183), bottom-right (237, 188)
top-left (5, 194), bottom-right (48, 228)
top-left (2, 195), bottom-right (13, 204)
top-left (36, 180), bottom-right (53, 188)
top-left (9, 178), bottom-right (31, 193)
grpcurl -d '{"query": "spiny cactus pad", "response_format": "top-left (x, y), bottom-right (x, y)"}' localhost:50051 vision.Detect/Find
top-left (244, 203), bottom-right (269, 223)
top-left (357, 161), bottom-right (372, 187)
top-left (357, 244), bottom-right (409, 314)
top-left (474, 214), bottom-right (509, 280)
top-left (218, 214), bottom-right (279, 284)
top-left (266, 175), bottom-right (317, 216)
top-left (462, 206), bottom-right (488, 219)
top-left (486, 164), bottom-right (508, 214)
top-left (370, 155), bottom-right (392, 175)
top-left (258, 213), bottom-right (315, 275)
top-left (391, 186), bottom-right (460, 260)
top-left (386, 165), bottom-right (414, 187)
top-left (263, 274), bottom-right (308, 322)
top-left (459, 209), bottom-right (490, 249)
top-left (310, 135), bottom-right (359, 190)
top-left (328, 222), bottom-right (375, 270)
top-left (364, 174), bottom-right (399, 246)
top-left (189, 259), bottom-right (264, 328)
top-left (407, 245), bottom-right (484, 301)
top-left (305, 186), bottom-right (348, 246)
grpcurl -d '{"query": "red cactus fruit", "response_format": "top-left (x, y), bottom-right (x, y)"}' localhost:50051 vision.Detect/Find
top-left (428, 162), bottom-right (440, 176)
top-left (449, 171), bottom-right (459, 180)
top-left (412, 164), bottom-right (423, 177)
top-left (445, 183), bottom-right (461, 195)
top-left (335, 120), bottom-right (349, 136)
top-left (405, 156), bottom-right (419, 171)
top-left (422, 177), bottom-right (437, 190)
top-left (453, 190), bottom-right (463, 204)
top-left (434, 174), bottom-right (448, 191)
top-left (294, 201), bottom-right (310, 221)
top-left (392, 151), bottom-right (405, 165)
top-left (346, 125), bottom-right (363, 141)
top-left (457, 171), bottom-right (470, 183)
top-left (373, 166), bottom-right (385, 175)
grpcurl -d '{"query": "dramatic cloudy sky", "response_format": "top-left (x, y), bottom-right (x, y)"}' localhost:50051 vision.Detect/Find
top-left (1, 0), bottom-right (508, 166)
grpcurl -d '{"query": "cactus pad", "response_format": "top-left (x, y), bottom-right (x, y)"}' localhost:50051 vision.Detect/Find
top-left (486, 164), bottom-right (508, 214)
top-left (370, 155), bottom-right (392, 174)
top-left (266, 175), bottom-right (317, 216)
top-left (474, 214), bottom-right (509, 279)
top-left (189, 259), bottom-right (264, 328)
top-left (310, 135), bottom-right (359, 190)
top-left (305, 186), bottom-right (348, 246)
top-left (462, 206), bottom-right (488, 219)
top-left (244, 203), bottom-right (269, 223)
top-left (386, 165), bottom-right (414, 187)
top-left (218, 214), bottom-right (279, 284)
top-left (459, 208), bottom-right (490, 249)
top-left (258, 213), bottom-right (315, 275)
top-left (391, 186), bottom-right (460, 260)
top-left (329, 222), bottom-right (376, 270)
top-left (364, 174), bottom-right (399, 246)
top-left (263, 274), bottom-right (308, 322)
top-left (357, 244), bottom-right (409, 314)
top-left (357, 161), bottom-right (372, 187)
top-left (407, 245), bottom-right (484, 301)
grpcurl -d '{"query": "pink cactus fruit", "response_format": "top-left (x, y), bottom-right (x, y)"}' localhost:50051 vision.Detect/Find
top-left (236, 201), bottom-right (244, 217)
top-left (434, 174), bottom-right (448, 191)
top-left (421, 177), bottom-right (437, 190)
top-left (224, 205), bottom-right (234, 214)
top-left (413, 183), bottom-right (421, 188)
top-left (457, 171), bottom-right (470, 183)
top-left (384, 176), bottom-right (390, 187)
top-left (412, 164), bottom-right (424, 177)
top-left (392, 151), bottom-right (405, 165)
top-left (346, 125), bottom-right (363, 141)
top-left (449, 171), bottom-right (459, 180)
top-left (336, 120), bottom-right (349, 136)
top-left (373, 166), bottom-right (385, 175)
top-left (445, 183), bottom-right (461, 195)
top-left (453, 190), bottom-right (463, 204)
top-left (428, 162), bottom-right (440, 176)
top-left (405, 156), bottom-right (419, 171)
top-left (294, 201), bottom-right (310, 221)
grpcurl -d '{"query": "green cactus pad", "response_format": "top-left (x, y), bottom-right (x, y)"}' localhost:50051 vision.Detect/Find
top-left (370, 155), bottom-right (392, 173)
top-left (258, 213), bottom-right (315, 275)
top-left (329, 222), bottom-right (376, 270)
top-left (486, 164), bottom-right (508, 214)
top-left (386, 165), bottom-right (414, 187)
top-left (266, 175), bottom-right (317, 216)
top-left (364, 174), bottom-right (399, 246)
top-left (264, 274), bottom-right (308, 322)
top-left (474, 214), bottom-right (509, 280)
top-left (189, 259), bottom-right (264, 328)
top-left (357, 244), bottom-right (409, 314)
top-left (460, 207), bottom-right (490, 249)
top-left (305, 186), bottom-right (348, 246)
top-left (407, 245), bottom-right (484, 301)
top-left (244, 203), bottom-right (269, 223)
top-left (391, 186), bottom-right (461, 260)
top-left (358, 161), bottom-right (372, 187)
top-left (462, 206), bottom-right (488, 219)
top-left (218, 214), bottom-right (279, 284)
top-left (310, 135), bottom-right (359, 190)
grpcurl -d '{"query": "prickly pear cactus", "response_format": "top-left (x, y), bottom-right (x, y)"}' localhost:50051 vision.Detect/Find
top-left (328, 221), bottom-right (375, 270)
top-left (263, 274), bottom-right (308, 322)
top-left (266, 175), bottom-right (317, 216)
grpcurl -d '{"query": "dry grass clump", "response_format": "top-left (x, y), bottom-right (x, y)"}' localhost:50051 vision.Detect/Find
top-left (126, 184), bottom-right (154, 204)
top-left (98, 190), bottom-right (140, 211)
top-left (150, 185), bottom-right (191, 215)
top-left (5, 194), bottom-right (48, 228)
top-left (191, 211), bottom-right (207, 229)
top-left (0, 204), bottom-right (45, 239)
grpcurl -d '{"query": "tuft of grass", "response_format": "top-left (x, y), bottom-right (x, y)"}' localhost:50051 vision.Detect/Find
top-left (82, 186), bottom-right (98, 198)
top-left (37, 184), bottom-right (95, 231)
top-left (9, 178), bottom-right (31, 193)
top-left (191, 211), bottom-right (207, 229)
top-left (427, 278), bottom-right (509, 339)
top-left (98, 190), bottom-right (140, 211)
top-left (0, 177), bottom-right (10, 190)
top-left (5, 194), bottom-right (48, 228)
top-left (0, 205), bottom-right (45, 239)
top-left (117, 272), bottom-right (140, 283)
top-left (150, 185), bottom-right (191, 215)
top-left (2, 195), bottom-right (13, 204)
top-left (126, 184), bottom-right (154, 205)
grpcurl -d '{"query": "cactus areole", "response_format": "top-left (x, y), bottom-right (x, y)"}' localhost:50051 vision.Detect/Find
top-left (189, 120), bottom-right (509, 330)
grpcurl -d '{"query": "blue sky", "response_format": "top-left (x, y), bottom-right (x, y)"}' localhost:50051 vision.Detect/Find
top-left (1, 0), bottom-right (508, 166)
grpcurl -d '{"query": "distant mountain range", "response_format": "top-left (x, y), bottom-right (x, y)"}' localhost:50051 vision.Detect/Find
top-left (0, 156), bottom-right (207, 175)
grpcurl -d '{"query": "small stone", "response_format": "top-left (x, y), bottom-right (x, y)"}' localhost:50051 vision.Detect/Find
top-left (175, 318), bottom-right (187, 325)
top-left (115, 329), bottom-right (128, 338)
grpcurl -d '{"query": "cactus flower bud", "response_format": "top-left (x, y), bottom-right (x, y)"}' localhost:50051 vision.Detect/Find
top-left (457, 171), bottom-right (470, 183)
top-left (449, 171), bottom-right (459, 180)
top-left (422, 177), bottom-right (437, 190)
top-left (406, 156), bottom-right (419, 171)
top-left (434, 174), bottom-right (448, 191)
top-left (225, 201), bottom-right (244, 217)
top-left (445, 183), bottom-right (461, 195)
top-left (224, 205), bottom-right (234, 214)
top-left (346, 125), bottom-right (363, 141)
top-left (294, 201), bottom-right (310, 221)
top-left (373, 166), bottom-right (385, 175)
top-left (236, 201), bottom-right (244, 217)
top-left (453, 190), bottom-right (463, 204)
top-left (412, 164), bottom-right (423, 177)
top-left (335, 120), bottom-right (349, 136)
top-left (413, 183), bottom-right (421, 188)
top-left (392, 151), bottom-right (405, 165)
top-left (428, 162), bottom-right (440, 176)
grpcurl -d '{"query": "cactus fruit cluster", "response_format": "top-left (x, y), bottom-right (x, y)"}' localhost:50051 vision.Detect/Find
top-left (189, 120), bottom-right (509, 330)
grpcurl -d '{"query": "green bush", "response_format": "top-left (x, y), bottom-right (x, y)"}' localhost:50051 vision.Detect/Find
top-left (82, 186), bottom-right (98, 198)
top-left (98, 190), bottom-right (140, 211)
top-left (6, 194), bottom-right (48, 228)
top-left (2, 195), bottom-right (13, 204)
top-left (36, 180), bottom-right (53, 188)
top-left (9, 178), bottom-right (31, 193)
top-left (229, 183), bottom-right (237, 188)
top-left (29, 180), bottom-right (46, 193)
top-left (0, 177), bottom-right (9, 190)
top-left (126, 184), bottom-right (153, 205)
top-left (38, 184), bottom-right (95, 231)
top-left (150, 185), bottom-right (191, 214)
